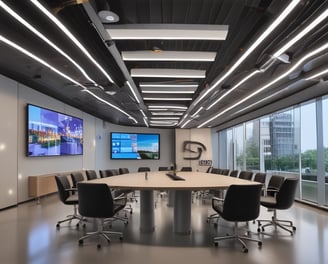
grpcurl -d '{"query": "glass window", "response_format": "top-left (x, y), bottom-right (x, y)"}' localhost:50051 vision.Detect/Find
top-left (300, 101), bottom-right (317, 203)
top-left (245, 120), bottom-right (260, 171)
top-left (234, 125), bottom-right (244, 170)
top-left (322, 97), bottom-right (328, 205)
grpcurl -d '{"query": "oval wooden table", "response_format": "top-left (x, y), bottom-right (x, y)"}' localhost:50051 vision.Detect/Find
top-left (90, 171), bottom-right (261, 234)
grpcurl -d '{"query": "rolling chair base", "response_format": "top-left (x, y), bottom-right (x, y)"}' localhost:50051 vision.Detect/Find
top-left (78, 219), bottom-right (123, 248)
top-left (214, 223), bottom-right (262, 253)
top-left (257, 218), bottom-right (296, 235)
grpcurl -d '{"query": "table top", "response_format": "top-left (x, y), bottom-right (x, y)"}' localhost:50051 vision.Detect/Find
top-left (90, 171), bottom-right (261, 190)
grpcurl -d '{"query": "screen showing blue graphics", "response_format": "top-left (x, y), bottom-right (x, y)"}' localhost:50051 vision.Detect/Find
top-left (27, 104), bottom-right (83, 156)
top-left (111, 132), bottom-right (160, 160)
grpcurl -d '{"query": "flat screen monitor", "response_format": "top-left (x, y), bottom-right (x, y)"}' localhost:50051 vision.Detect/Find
top-left (27, 104), bottom-right (83, 156)
top-left (111, 132), bottom-right (160, 160)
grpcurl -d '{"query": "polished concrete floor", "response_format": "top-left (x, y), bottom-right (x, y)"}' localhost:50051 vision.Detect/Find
top-left (0, 192), bottom-right (327, 264)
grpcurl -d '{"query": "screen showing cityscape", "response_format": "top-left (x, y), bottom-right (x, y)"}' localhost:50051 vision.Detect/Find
top-left (27, 104), bottom-right (83, 156)
top-left (111, 132), bottom-right (160, 160)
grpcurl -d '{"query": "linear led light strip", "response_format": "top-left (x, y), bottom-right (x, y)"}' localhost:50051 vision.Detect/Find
top-left (191, 107), bottom-right (203, 118)
top-left (207, 70), bottom-right (260, 110)
top-left (305, 68), bottom-right (328, 80)
top-left (233, 67), bottom-right (328, 114)
top-left (126, 81), bottom-right (140, 103)
top-left (140, 83), bottom-right (198, 88)
top-left (181, 119), bottom-right (192, 128)
top-left (0, 35), bottom-right (137, 123)
top-left (148, 105), bottom-right (188, 110)
top-left (206, 6), bottom-right (328, 111)
top-left (192, 0), bottom-right (301, 107)
top-left (144, 97), bottom-right (192, 101)
top-left (143, 117), bottom-right (149, 127)
top-left (198, 42), bottom-right (328, 128)
top-left (0, 1), bottom-right (98, 87)
top-left (151, 117), bottom-right (180, 120)
top-left (30, 0), bottom-right (114, 84)
top-left (142, 90), bottom-right (195, 94)
top-left (272, 8), bottom-right (328, 58)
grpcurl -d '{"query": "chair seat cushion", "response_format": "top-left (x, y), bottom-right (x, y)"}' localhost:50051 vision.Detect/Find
top-left (260, 195), bottom-right (276, 207)
top-left (65, 194), bottom-right (79, 205)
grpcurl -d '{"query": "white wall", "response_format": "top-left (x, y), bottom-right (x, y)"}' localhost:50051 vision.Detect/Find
top-left (0, 74), bottom-right (175, 208)
top-left (175, 128), bottom-right (213, 172)
top-left (96, 121), bottom-right (175, 173)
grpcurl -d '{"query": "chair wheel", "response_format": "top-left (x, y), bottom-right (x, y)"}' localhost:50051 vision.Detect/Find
top-left (130, 210), bottom-right (133, 214)
top-left (56, 223), bottom-right (60, 229)
top-left (292, 226), bottom-right (296, 231)
top-left (119, 236), bottom-right (123, 241)
top-left (258, 241), bottom-right (262, 247)
top-left (78, 239), bottom-right (83, 245)
top-left (214, 242), bottom-right (218, 247)
top-left (76, 223), bottom-right (79, 228)
top-left (257, 228), bottom-right (261, 232)
top-left (97, 244), bottom-right (101, 249)
top-left (243, 248), bottom-right (248, 253)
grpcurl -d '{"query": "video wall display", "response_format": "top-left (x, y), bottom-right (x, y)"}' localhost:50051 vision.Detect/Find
top-left (111, 132), bottom-right (160, 160)
top-left (27, 104), bottom-right (83, 156)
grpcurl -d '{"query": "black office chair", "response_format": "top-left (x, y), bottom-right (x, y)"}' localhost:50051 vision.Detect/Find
top-left (211, 168), bottom-right (220, 174)
top-left (212, 184), bottom-right (263, 253)
top-left (239, 171), bottom-right (253, 180)
top-left (70, 171), bottom-right (85, 189)
top-left (119, 168), bottom-right (129, 174)
top-left (229, 170), bottom-right (239, 177)
top-left (85, 170), bottom-right (98, 180)
top-left (253, 172), bottom-right (266, 184)
top-left (54, 175), bottom-right (84, 228)
top-left (77, 182), bottom-right (126, 248)
top-left (266, 175), bottom-right (285, 197)
top-left (220, 169), bottom-right (230, 175)
top-left (181, 166), bottom-right (192, 171)
top-left (158, 166), bottom-right (169, 171)
top-left (138, 167), bottom-right (150, 172)
top-left (257, 178), bottom-right (299, 235)
top-left (99, 169), bottom-right (109, 178)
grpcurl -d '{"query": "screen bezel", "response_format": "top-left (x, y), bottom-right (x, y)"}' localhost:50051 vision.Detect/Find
top-left (26, 104), bottom-right (83, 157)
top-left (110, 132), bottom-right (160, 160)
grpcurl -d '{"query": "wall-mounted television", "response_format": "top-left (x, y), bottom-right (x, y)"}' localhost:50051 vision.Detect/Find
top-left (111, 132), bottom-right (160, 160)
top-left (27, 104), bottom-right (83, 157)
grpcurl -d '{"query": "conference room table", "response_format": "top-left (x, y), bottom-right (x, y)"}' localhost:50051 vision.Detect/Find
top-left (91, 171), bottom-right (261, 234)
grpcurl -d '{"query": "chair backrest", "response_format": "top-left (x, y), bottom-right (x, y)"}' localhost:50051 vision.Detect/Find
top-left (275, 178), bottom-right (299, 210)
top-left (99, 170), bottom-right (108, 178)
top-left (108, 169), bottom-right (119, 176)
top-left (158, 166), bottom-right (169, 171)
top-left (119, 168), bottom-right (130, 174)
top-left (222, 184), bottom-right (262, 222)
top-left (99, 169), bottom-right (118, 178)
top-left (206, 166), bottom-right (213, 173)
top-left (239, 171), bottom-right (253, 180)
top-left (138, 167), bottom-right (150, 172)
top-left (211, 168), bottom-right (220, 174)
top-left (229, 170), bottom-right (239, 177)
top-left (220, 169), bottom-right (230, 175)
top-left (181, 166), bottom-right (192, 171)
top-left (70, 171), bottom-right (84, 188)
top-left (77, 183), bottom-right (115, 218)
top-left (85, 170), bottom-right (98, 180)
top-left (253, 172), bottom-right (266, 184)
top-left (55, 175), bottom-right (71, 203)
top-left (267, 175), bottom-right (285, 196)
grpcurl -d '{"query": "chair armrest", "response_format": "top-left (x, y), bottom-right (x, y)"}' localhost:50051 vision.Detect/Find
top-left (212, 197), bottom-right (224, 202)
top-left (114, 193), bottom-right (126, 200)
top-left (265, 187), bottom-right (279, 197)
